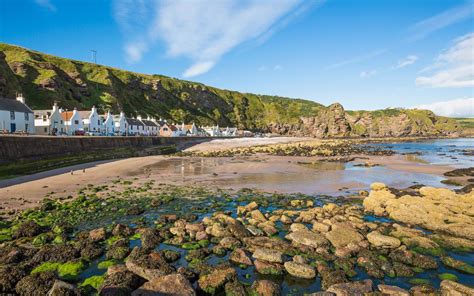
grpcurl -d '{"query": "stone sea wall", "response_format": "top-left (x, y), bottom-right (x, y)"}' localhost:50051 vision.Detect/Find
top-left (0, 135), bottom-right (214, 162)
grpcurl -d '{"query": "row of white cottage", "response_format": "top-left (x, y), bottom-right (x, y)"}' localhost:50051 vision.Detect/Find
top-left (0, 95), bottom-right (237, 137)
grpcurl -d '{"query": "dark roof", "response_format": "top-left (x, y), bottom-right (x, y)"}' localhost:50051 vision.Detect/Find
top-left (141, 120), bottom-right (158, 127)
top-left (125, 118), bottom-right (144, 126)
top-left (0, 98), bottom-right (33, 113)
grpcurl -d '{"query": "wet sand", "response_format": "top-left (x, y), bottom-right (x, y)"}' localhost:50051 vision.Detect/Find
top-left (0, 150), bottom-right (456, 212)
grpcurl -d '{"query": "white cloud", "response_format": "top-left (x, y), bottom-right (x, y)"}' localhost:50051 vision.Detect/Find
top-left (35, 0), bottom-right (56, 11)
top-left (394, 55), bottom-right (418, 69)
top-left (114, 0), bottom-right (312, 77)
top-left (326, 49), bottom-right (388, 70)
top-left (273, 65), bottom-right (283, 71)
top-left (415, 98), bottom-right (474, 118)
top-left (408, 2), bottom-right (473, 41)
top-left (416, 33), bottom-right (474, 88)
top-left (360, 70), bottom-right (377, 78)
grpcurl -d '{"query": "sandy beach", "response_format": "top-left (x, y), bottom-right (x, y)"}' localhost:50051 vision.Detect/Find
top-left (0, 137), bottom-right (460, 213)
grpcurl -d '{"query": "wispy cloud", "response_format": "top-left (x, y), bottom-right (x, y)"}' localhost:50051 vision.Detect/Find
top-left (415, 98), bottom-right (474, 117)
top-left (359, 70), bottom-right (377, 78)
top-left (114, 0), bottom-right (314, 78)
top-left (416, 33), bottom-right (474, 88)
top-left (326, 49), bottom-right (388, 70)
top-left (394, 55), bottom-right (418, 69)
top-left (408, 2), bottom-right (474, 41)
top-left (35, 0), bottom-right (56, 11)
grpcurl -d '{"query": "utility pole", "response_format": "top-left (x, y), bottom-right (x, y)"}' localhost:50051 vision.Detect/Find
top-left (90, 50), bottom-right (97, 64)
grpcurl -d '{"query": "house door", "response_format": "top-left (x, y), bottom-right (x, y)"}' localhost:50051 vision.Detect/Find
top-left (10, 123), bottom-right (16, 132)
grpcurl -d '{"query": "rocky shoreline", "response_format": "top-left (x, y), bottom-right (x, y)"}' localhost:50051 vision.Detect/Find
top-left (1, 180), bottom-right (473, 295)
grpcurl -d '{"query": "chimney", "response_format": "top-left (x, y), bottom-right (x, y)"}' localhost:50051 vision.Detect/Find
top-left (52, 102), bottom-right (58, 112)
top-left (16, 93), bottom-right (25, 104)
top-left (137, 115), bottom-right (142, 121)
top-left (120, 111), bottom-right (125, 118)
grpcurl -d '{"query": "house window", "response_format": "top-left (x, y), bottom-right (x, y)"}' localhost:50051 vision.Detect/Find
top-left (10, 111), bottom-right (15, 120)
top-left (98, 120), bottom-right (100, 125)
top-left (74, 120), bottom-right (79, 124)
top-left (61, 120), bottom-right (63, 124)
top-left (43, 117), bottom-right (47, 122)
top-left (44, 127), bottom-right (48, 132)
top-left (25, 112), bottom-right (29, 120)
top-left (163, 128), bottom-right (168, 131)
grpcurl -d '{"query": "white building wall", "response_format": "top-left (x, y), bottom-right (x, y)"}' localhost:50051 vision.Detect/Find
top-left (0, 110), bottom-right (34, 133)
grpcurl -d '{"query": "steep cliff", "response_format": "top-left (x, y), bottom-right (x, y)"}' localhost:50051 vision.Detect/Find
top-left (0, 43), bottom-right (462, 137)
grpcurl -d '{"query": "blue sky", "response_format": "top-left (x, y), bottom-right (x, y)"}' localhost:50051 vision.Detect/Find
top-left (1, 0), bottom-right (473, 116)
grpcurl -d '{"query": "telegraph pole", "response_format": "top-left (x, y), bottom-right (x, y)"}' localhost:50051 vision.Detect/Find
top-left (90, 50), bottom-right (97, 64)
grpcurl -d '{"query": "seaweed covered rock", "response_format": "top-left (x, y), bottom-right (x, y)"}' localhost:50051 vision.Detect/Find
top-left (440, 280), bottom-right (474, 296)
top-left (251, 280), bottom-right (280, 296)
top-left (31, 244), bottom-right (80, 264)
top-left (100, 270), bottom-right (145, 296)
top-left (15, 271), bottom-right (56, 296)
top-left (15, 220), bottom-right (44, 238)
top-left (198, 266), bottom-right (236, 294)
top-left (327, 279), bottom-right (373, 296)
top-left (0, 264), bottom-right (28, 293)
top-left (47, 280), bottom-right (80, 296)
top-left (125, 252), bottom-right (175, 281)
top-left (284, 261), bottom-right (316, 279)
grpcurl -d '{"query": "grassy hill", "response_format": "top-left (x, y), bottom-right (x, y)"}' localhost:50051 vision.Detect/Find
top-left (0, 43), bottom-right (462, 136)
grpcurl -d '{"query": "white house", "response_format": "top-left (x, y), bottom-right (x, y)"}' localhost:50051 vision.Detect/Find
top-left (34, 102), bottom-right (65, 135)
top-left (82, 106), bottom-right (101, 134)
top-left (114, 111), bottom-right (127, 135)
top-left (203, 125), bottom-right (222, 137)
top-left (102, 111), bottom-right (115, 136)
top-left (140, 116), bottom-right (160, 136)
top-left (182, 123), bottom-right (198, 136)
top-left (0, 94), bottom-right (35, 134)
top-left (125, 117), bottom-right (144, 135)
top-left (61, 108), bottom-right (83, 135)
top-left (221, 127), bottom-right (238, 137)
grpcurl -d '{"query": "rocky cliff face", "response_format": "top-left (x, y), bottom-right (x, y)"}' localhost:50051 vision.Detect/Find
top-left (268, 104), bottom-right (461, 138)
top-left (0, 43), bottom-right (462, 137)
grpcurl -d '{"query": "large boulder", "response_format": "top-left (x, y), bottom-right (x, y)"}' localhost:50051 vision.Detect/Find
top-left (198, 267), bottom-right (236, 294)
top-left (440, 280), bottom-right (474, 296)
top-left (327, 279), bottom-right (373, 296)
top-left (125, 252), bottom-right (175, 281)
top-left (253, 248), bottom-right (283, 263)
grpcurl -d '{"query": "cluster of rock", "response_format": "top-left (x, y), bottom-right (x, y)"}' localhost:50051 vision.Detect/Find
top-left (1, 184), bottom-right (474, 295)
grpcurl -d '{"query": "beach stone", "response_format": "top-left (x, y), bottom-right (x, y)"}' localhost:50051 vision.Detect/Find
top-left (112, 224), bottom-right (134, 237)
top-left (246, 225), bottom-right (265, 236)
top-left (254, 260), bottom-right (284, 275)
top-left (293, 255), bottom-right (307, 264)
top-left (251, 210), bottom-right (267, 222)
top-left (131, 274), bottom-right (195, 296)
top-left (185, 223), bottom-right (205, 233)
top-left (140, 228), bottom-right (162, 250)
top-left (219, 237), bottom-right (241, 249)
top-left (15, 271), bottom-right (56, 296)
top-left (198, 267), bottom-right (236, 294)
top-left (371, 182), bottom-right (387, 191)
top-left (224, 281), bottom-right (247, 296)
top-left (280, 215), bottom-right (292, 224)
top-left (243, 236), bottom-right (291, 253)
top-left (325, 223), bottom-right (364, 248)
top-left (230, 248), bottom-right (253, 266)
top-left (100, 270), bottom-right (145, 295)
top-left (313, 222), bottom-right (331, 233)
top-left (286, 230), bottom-right (330, 248)
top-left (363, 187), bottom-right (396, 216)
top-left (47, 280), bottom-right (80, 296)
top-left (107, 264), bottom-right (127, 276)
top-left (0, 264), bottom-right (27, 293)
top-left (409, 285), bottom-right (437, 296)
top-left (125, 252), bottom-right (175, 281)
top-left (15, 220), bottom-right (43, 238)
top-left (251, 280), bottom-right (280, 296)
top-left (290, 223), bottom-right (308, 232)
top-left (367, 231), bottom-right (401, 248)
top-left (284, 261), bottom-right (316, 279)
top-left (378, 284), bottom-right (410, 296)
top-left (195, 231), bottom-right (208, 241)
top-left (317, 265), bottom-right (348, 290)
top-left (237, 201), bottom-right (258, 215)
top-left (440, 280), bottom-right (474, 296)
top-left (89, 227), bottom-right (106, 242)
top-left (31, 244), bottom-right (80, 264)
top-left (253, 248), bottom-right (283, 263)
top-left (327, 279), bottom-right (373, 296)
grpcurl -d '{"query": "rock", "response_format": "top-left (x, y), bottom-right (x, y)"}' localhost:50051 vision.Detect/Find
top-left (131, 274), bottom-right (195, 296)
top-left (377, 284), bottom-right (410, 296)
top-left (327, 279), bottom-right (373, 296)
top-left (284, 261), bottom-right (316, 279)
top-left (290, 223), bottom-right (308, 232)
top-left (125, 252), bottom-right (175, 281)
top-left (251, 210), bottom-right (267, 222)
top-left (367, 231), bottom-right (401, 249)
top-left (106, 245), bottom-right (130, 260)
top-left (409, 285), bottom-right (437, 296)
top-left (237, 201), bottom-right (258, 215)
top-left (141, 228), bottom-right (162, 250)
top-left (254, 260), bottom-right (284, 275)
top-left (107, 264), bottom-right (127, 276)
top-left (252, 248), bottom-right (283, 263)
top-left (89, 228), bottom-right (106, 242)
top-left (229, 248), bottom-right (253, 266)
top-left (325, 223), bottom-right (364, 248)
top-left (251, 280), bottom-right (280, 296)
top-left (225, 281), bottom-right (247, 296)
top-left (313, 222), bottom-right (331, 233)
top-left (363, 187), bottom-right (396, 216)
top-left (100, 270), bottom-right (145, 295)
top-left (47, 280), bottom-right (80, 296)
top-left (31, 244), bottom-right (80, 264)
top-left (15, 271), bottom-right (56, 296)
top-left (440, 280), bottom-right (474, 296)
top-left (219, 237), bottom-right (241, 249)
top-left (0, 264), bottom-right (27, 293)
top-left (198, 267), bottom-right (236, 294)
top-left (285, 230), bottom-right (330, 248)
top-left (15, 220), bottom-right (44, 238)
top-left (280, 215), bottom-right (292, 224)
top-left (243, 236), bottom-right (291, 253)
top-left (371, 183), bottom-right (387, 191)
top-left (112, 224), bottom-right (134, 237)
top-left (293, 255), bottom-right (306, 264)
top-left (441, 256), bottom-right (474, 274)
